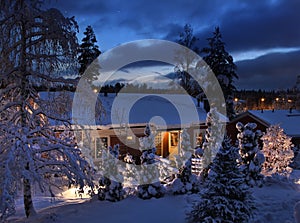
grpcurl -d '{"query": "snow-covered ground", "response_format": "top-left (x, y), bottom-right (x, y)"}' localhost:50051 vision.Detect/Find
top-left (8, 171), bottom-right (300, 223)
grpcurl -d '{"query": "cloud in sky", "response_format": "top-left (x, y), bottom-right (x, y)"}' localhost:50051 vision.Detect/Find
top-left (236, 50), bottom-right (300, 90)
top-left (48, 0), bottom-right (300, 90)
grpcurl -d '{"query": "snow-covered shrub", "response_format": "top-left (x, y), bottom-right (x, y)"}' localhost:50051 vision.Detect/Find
top-left (200, 108), bottom-right (224, 179)
top-left (262, 125), bottom-right (294, 176)
top-left (187, 137), bottom-right (255, 223)
top-left (174, 129), bottom-right (193, 168)
top-left (98, 176), bottom-right (125, 202)
top-left (171, 129), bottom-right (199, 194)
top-left (137, 148), bottom-right (166, 199)
top-left (202, 108), bottom-right (223, 168)
top-left (237, 122), bottom-right (265, 187)
top-left (97, 144), bottom-right (125, 202)
top-left (137, 124), bottom-right (165, 199)
top-left (158, 157), bottom-right (175, 183)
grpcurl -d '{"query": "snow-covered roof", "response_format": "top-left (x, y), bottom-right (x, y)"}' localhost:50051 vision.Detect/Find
top-left (249, 109), bottom-right (300, 137)
top-left (39, 92), bottom-right (209, 128)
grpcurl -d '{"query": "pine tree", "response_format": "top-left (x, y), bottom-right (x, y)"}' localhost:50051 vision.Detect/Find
top-left (187, 137), bottom-right (255, 223)
top-left (236, 122), bottom-right (265, 187)
top-left (78, 25), bottom-right (101, 83)
top-left (0, 1), bottom-right (94, 220)
top-left (202, 27), bottom-right (238, 120)
top-left (123, 153), bottom-right (139, 187)
top-left (98, 144), bottom-right (125, 202)
top-left (261, 125), bottom-right (294, 175)
top-left (171, 129), bottom-right (199, 194)
top-left (175, 24), bottom-right (200, 97)
top-left (137, 124), bottom-right (165, 199)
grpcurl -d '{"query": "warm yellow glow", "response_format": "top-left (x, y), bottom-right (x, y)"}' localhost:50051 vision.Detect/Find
top-left (261, 98), bottom-right (265, 102)
top-left (93, 89), bottom-right (98, 93)
top-left (288, 99), bottom-right (292, 103)
top-left (127, 136), bottom-right (133, 140)
top-left (275, 97), bottom-right (279, 102)
top-left (234, 98), bottom-right (239, 102)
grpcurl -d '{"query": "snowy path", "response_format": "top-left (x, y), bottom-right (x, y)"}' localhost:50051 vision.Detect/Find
top-left (10, 194), bottom-right (187, 223)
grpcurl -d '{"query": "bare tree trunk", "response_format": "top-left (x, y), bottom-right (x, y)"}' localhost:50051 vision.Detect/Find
top-left (20, 16), bottom-right (36, 218)
top-left (23, 177), bottom-right (36, 218)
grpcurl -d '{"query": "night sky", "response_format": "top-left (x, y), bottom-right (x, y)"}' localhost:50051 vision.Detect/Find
top-left (49, 0), bottom-right (300, 90)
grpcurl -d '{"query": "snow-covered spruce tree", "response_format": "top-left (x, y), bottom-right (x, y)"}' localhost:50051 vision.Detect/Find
top-left (202, 27), bottom-right (238, 120)
top-left (201, 108), bottom-right (224, 179)
top-left (78, 25), bottom-right (101, 83)
top-left (137, 124), bottom-right (165, 199)
top-left (236, 122), bottom-right (265, 187)
top-left (261, 125), bottom-right (294, 176)
top-left (187, 137), bottom-right (255, 223)
top-left (98, 144), bottom-right (125, 202)
top-left (0, 1), bottom-right (93, 220)
top-left (123, 153), bottom-right (139, 188)
top-left (171, 129), bottom-right (199, 194)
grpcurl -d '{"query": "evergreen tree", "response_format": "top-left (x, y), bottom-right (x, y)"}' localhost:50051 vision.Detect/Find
top-left (202, 27), bottom-right (238, 120)
top-left (98, 144), bottom-right (125, 202)
top-left (123, 153), bottom-right (139, 187)
top-left (171, 129), bottom-right (199, 194)
top-left (236, 122), bottom-right (265, 187)
top-left (175, 24), bottom-right (200, 97)
top-left (201, 108), bottom-right (224, 179)
top-left (187, 137), bottom-right (255, 223)
top-left (261, 125), bottom-right (294, 175)
top-left (78, 25), bottom-right (101, 83)
top-left (137, 124), bottom-right (165, 199)
top-left (0, 1), bottom-right (93, 219)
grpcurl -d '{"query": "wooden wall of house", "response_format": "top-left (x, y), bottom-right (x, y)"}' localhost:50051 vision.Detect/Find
top-left (226, 115), bottom-right (268, 145)
top-left (110, 135), bottom-right (143, 164)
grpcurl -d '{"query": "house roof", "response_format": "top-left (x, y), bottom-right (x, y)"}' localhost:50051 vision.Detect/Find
top-left (102, 93), bottom-right (208, 127)
top-left (40, 92), bottom-right (212, 129)
top-left (248, 109), bottom-right (300, 137)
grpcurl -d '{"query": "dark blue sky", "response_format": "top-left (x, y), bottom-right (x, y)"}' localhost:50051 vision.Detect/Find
top-left (49, 0), bottom-right (300, 90)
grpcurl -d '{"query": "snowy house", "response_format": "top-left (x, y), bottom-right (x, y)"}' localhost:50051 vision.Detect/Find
top-left (40, 91), bottom-right (227, 164)
top-left (227, 109), bottom-right (300, 147)
top-left (76, 93), bottom-right (213, 164)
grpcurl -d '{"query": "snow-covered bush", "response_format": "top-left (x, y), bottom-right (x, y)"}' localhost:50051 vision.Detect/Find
top-left (187, 137), bottom-right (255, 223)
top-left (171, 129), bottom-right (199, 194)
top-left (236, 122), bottom-right (265, 187)
top-left (174, 129), bottom-right (193, 168)
top-left (137, 124), bottom-right (165, 199)
top-left (98, 176), bottom-right (125, 202)
top-left (158, 157), bottom-right (175, 183)
top-left (97, 144), bottom-right (125, 202)
top-left (262, 125), bottom-right (294, 175)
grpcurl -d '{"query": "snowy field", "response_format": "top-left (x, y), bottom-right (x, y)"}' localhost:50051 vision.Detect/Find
top-left (8, 171), bottom-right (300, 223)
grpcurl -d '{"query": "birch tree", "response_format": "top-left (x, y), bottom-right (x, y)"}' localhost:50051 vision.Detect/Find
top-left (0, 1), bottom-right (93, 220)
